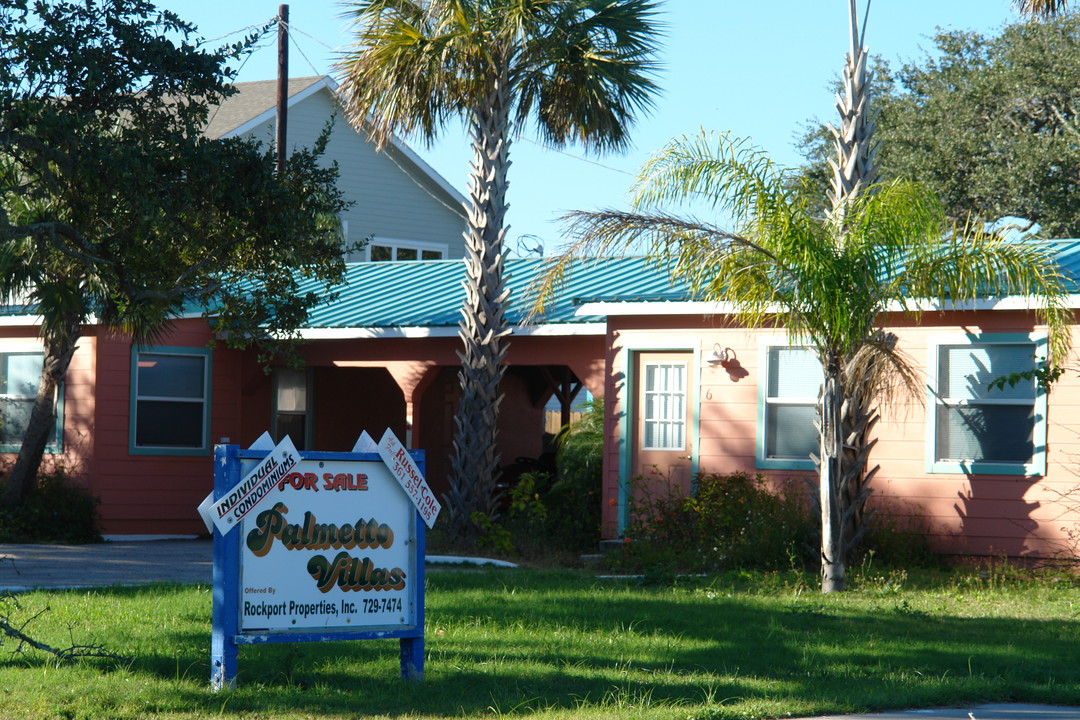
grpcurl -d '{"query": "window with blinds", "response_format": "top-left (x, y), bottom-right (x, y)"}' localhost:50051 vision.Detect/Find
top-left (928, 335), bottom-right (1046, 475)
top-left (758, 345), bottom-right (821, 469)
top-left (130, 347), bottom-right (211, 455)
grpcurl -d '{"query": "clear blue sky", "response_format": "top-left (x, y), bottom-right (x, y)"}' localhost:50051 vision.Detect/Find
top-left (171, 1), bottom-right (1025, 253)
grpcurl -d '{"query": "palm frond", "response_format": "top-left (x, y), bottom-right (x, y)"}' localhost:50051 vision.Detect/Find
top-left (337, 0), bottom-right (465, 147)
top-left (517, 0), bottom-right (662, 151)
top-left (1014, 0), bottom-right (1069, 18)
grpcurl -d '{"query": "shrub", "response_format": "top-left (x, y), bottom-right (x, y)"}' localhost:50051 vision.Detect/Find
top-left (608, 471), bottom-right (817, 574)
top-left (0, 469), bottom-right (101, 544)
top-left (857, 510), bottom-right (943, 569)
top-left (470, 398), bottom-right (604, 559)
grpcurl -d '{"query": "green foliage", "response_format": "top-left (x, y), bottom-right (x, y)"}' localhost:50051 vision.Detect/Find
top-left (469, 510), bottom-right (515, 556)
top-left (467, 399), bottom-right (605, 558)
top-left (988, 354), bottom-right (1067, 394)
top-left (797, 15), bottom-right (1080, 236)
top-left (0, 0), bottom-right (349, 505)
top-left (857, 515), bottom-right (944, 571)
top-left (609, 471), bottom-right (817, 574)
top-left (338, 0), bottom-right (662, 153)
top-left (0, 469), bottom-right (101, 543)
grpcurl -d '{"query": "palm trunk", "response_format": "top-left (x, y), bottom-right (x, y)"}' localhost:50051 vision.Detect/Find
top-left (445, 70), bottom-right (513, 539)
top-left (819, 354), bottom-right (846, 593)
top-left (1, 328), bottom-right (78, 508)
top-left (819, 0), bottom-right (876, 591)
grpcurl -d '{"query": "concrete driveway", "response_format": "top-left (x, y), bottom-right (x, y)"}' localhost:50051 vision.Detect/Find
top-left (0, 539), bottom-right (212, 591)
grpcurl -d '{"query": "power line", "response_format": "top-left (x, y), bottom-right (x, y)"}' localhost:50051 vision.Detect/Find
top-left (199, 18), bottom-right (277, 47)
top-left (516, 136), bottom-right (635, 177)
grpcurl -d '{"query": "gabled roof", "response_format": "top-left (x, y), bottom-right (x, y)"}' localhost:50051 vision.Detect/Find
top-left (204, 75), bottom-right (466, 210)
top-left (204, 76), bottom-right (327, 140)
top-left (294, 256), bottom-right (690, 339)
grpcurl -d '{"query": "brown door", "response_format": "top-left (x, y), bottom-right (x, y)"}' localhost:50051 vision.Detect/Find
top-left (631, 351), bottom-right (693, 494)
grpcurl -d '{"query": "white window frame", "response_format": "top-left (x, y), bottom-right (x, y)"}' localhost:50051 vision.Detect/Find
top-left (757, 341), bottom-right (822, 471)
top-left (129, 346), bottom-right (212, 456)
top-left (640, 360), bottom-right (688, 451)
top-left (366, 237), bottom-right (448, 262)
top-left (926, 332), bottom-right (1047, 476)
top-left (0, 343), bottom-right (62, 454)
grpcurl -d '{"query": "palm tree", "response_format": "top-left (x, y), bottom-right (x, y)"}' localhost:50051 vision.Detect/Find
top-left (533, 129), bottom-right (1071, 592)
top-left (337, 0), bottom-right (661, 538)
top-left (1015, 0), bottom-right (1069, 17)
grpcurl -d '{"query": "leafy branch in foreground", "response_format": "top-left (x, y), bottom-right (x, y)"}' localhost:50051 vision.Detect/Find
top-left (989, 355), bottom-right (1068, 394)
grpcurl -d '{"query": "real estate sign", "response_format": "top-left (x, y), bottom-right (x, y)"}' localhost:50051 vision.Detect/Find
top-left (207, 435), bottom-right (432, 690)
top-left (239, 456), bottom-right (415, 632)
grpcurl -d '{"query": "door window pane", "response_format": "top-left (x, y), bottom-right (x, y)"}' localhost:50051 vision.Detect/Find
top-left (274, 367), bottom-right (309, 451)
top-left (642, 362), bottom-right (686, 450)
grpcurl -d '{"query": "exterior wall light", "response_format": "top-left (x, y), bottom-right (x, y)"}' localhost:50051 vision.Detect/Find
top-left (707, 344), bottom-right (735, 368)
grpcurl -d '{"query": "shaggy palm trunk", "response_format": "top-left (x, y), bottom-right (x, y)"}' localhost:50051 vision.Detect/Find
top-left (817, 0), bottom-right (878, 592)
top-left (1, 327), bottom-right (78, 508)
top-left (839, 354), bottom-right (882, 552)
top-left (445, 72), bottom-right (513, 540)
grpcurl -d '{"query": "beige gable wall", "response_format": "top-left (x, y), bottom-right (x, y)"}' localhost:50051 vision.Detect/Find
top-left (237, 88), bottom-right (466, 261)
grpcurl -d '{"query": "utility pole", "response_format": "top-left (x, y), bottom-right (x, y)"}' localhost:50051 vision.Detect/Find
top-left (275, 4), bottom-right (289, 174)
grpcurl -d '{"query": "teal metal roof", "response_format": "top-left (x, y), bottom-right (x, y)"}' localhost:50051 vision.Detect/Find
top-left (299, 256), bottom-right (690, 329)
top-left (1046, 240), bottom-right (1080, 291)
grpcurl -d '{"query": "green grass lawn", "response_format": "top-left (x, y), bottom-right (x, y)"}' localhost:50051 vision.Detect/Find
top-left (0, 565), bottom-right (1078, 719)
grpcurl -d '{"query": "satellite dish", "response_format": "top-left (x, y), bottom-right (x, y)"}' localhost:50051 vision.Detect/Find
top-left (515, 234), bottom-right (545, 257)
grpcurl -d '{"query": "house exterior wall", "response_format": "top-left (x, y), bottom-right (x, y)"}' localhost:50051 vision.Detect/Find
top-left (603, 310), bottom-right (1080, 559)
top-left (0, 325), bottom-right (96, 487)
top-left (0, 320), bottom-right (608, 537)
top-left (299, 333), bottom-right (607, 501)
top-left (236, 88), bottom-right (466, 261)
top-left (89, 319), bottom-right (242, 535)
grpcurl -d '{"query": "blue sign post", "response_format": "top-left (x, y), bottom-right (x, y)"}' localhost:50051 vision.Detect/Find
top-left (209, 443), bottom-right (427, 690)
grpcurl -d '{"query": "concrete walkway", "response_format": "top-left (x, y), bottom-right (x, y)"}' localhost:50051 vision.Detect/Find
top-left (0, 542), bottom-right (1075, 720)
top-left (789, 705), bottom-right (1080, 719)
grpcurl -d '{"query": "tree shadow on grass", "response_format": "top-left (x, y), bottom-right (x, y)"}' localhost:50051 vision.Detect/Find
top-left (2, 577), bottom-right (1079, 718)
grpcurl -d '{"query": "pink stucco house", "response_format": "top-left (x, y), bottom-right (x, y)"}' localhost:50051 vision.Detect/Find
top-left (580, 246), bottom-right (1080, 559)
top-left (4, 245), bottom-right (1080, 559)
top-left (3, 74), bottom-right (1079, 558)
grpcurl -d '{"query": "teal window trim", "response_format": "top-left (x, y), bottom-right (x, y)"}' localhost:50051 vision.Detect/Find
top-left (756, 341), bottom-right (820, 471)
top-left (617, 360), bottom-right (633, 535)
top-left (129, 345), bottom-right (212, 456)
top-left (925, 332), bottom-right (1047, 477)
top-left (0, 349), bottom-right (63, 454)
top-left (617, 346), bottom-right (700, 537)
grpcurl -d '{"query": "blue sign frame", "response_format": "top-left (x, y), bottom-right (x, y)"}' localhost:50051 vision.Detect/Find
top-left (210, 444), bottom-right (426, 690)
